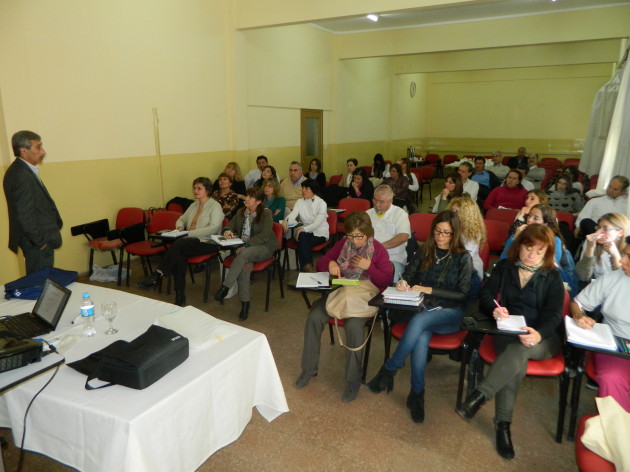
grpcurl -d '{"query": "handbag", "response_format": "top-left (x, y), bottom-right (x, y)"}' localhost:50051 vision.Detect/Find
top-left (4, 267), bottom-right (78, 300)
top-left (325, 280), bottom-right (380, 352)
top-left (68, 325), bottom-right (189, 390)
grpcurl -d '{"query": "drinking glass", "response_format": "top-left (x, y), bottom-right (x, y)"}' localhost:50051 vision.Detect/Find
top-left (102, 301), bottom-right (118, 334)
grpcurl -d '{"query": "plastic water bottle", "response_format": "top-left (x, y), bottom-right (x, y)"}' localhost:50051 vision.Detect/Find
top-left (81, 293), bottom-right (96, 337)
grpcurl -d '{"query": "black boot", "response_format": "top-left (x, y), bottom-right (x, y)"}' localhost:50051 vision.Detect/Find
top-left (407, 389), bottom-right (425, 423)
top-left (213, 285), bottom-right (229, 302)
top-left (365, 366), bottom-right (395, 394)
top-left (137, 271), bottom-right (163, 290)
top-left (175, 290), bottom-right (186, 307)
top-left (495, 421), bottom-right (515, 459)
top-left (456, 389), bottom-right (487, 422)
top-left (239, 302), bottom-right (250, 321)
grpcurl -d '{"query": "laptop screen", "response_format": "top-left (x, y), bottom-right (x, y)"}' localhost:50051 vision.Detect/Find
top-left (32, 279), bottom-right (71, 327)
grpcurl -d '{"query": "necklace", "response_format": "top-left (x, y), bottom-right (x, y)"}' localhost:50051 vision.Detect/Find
top-left (434, 248), bottom-right (450, 265)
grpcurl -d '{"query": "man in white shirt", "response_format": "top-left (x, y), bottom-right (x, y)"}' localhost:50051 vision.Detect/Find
top-left (487, 151), bottom-right (510, 181)
top-left (526, 153), bottom-right (545, 189)
top-left (458, 162), bottom-right (479, 202)
top-left (244, 155), bottom-right (268, 189)
top-left (280, 161), bottom-right (307, 211)
top-left (516, 164), bottom-right (534, 191)
top-left (576, 175), bottom-right (629, 236)
top-left (367, 185), bottom-right (411, 282)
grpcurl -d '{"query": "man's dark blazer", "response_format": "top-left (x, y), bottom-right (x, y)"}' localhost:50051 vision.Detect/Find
top-left (3, 158), bottom-right (63, 253)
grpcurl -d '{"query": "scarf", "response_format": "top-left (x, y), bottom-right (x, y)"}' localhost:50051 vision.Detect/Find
top-left (516, 258), bottom-right (543, 273)
top-left (337, 237), bottom-right (376, 280)
top-left (242, 209), bottom-right (256, 243)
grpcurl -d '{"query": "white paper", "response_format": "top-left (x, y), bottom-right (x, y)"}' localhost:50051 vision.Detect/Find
top-left (160, 230), bottom-right (188, 238)
top-left (382, 286), bottom-right (422, 299)
top-left (564, 317), bottom-right (617, 351)
top-left (496, 315), bottom-right (528, 333)
top-left (158, 306), bottom-right (239, 348)
top-left (296, 272), bottom-right (330, 288)
top-left (210, 235), bottom-right (244, 246)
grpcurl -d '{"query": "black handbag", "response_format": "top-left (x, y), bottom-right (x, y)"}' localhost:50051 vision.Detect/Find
top-left (68, 325), bottom-right (189, 390)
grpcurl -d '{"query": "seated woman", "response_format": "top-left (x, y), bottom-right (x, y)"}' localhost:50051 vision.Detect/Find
top-left (295, 211), bottom-right (392, 402)
top-left (213, 188), bottom-right (280, 321)
top-left (382, 163), bottom-right (410, 210)
top-left (366, 211), bottom-right (472, 423)
top-left (282, 180), bottom-right (329, 272)
top-left (137, 177), bottom-right (223, 306)
top-left (347, 167), bottom-right (374, 203)
top-left (370, 153), bottom-right (390, 186)
top-left (571, 239), bottom-right (630, 413)
top-left (262, 178), bottom-right (286, 223)
top-left (212, 172), bottom-right (241, 220)
top-left (547, 174), bottom-right (584, 216)
top-left (483, 170), bottom-right (528, 212)
top-left (447, 196), bottom-right (486, 286)
top-left (575, 213), bottom-right (628, 282)
top-left (213, 162), bottom-right (246, 197)
top-left (508, 189), bottom-right (548, 235)
top-left (457, 224), bottom-right (564, 460)
top-left (501, 204), bottom-right (562, 262)
top-left (306, 158), bottom-right (326, 188)
top-left (398, 157), bottom-right (419, 213)
top-left (254, 165), bottom-right (279, 189)
top-left (432, 172), bottom-right (465, 213)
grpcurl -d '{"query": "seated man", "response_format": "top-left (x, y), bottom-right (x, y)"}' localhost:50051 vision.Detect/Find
top-left (367, 185), bottom-right (410, 282)
top-left (576, 175), bottom-right (629, 236)
top-left (458, 162), bottom-right (479, 202)
top-left (280, 161), bottom-right (308, 212)
top-left (526, 153), bottom-right (545, 189)
top-left (244, 155), bottom-right (268, 189)
top-left (516, 164), bottom-right (534, 191)
top-left (507, 146), bottom-right (528, 169)
top-left (471, 156), bottom-right (499, 205)
top-left (487, 151), bottom-right (510, 181)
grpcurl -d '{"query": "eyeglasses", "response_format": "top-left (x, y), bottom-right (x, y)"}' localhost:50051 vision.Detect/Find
top-left (595, 225), bottom-right (621, 232)
top-left (433, 228), bottom-right (453, 237)
top-left (346, 234), bottom-right (366, 241)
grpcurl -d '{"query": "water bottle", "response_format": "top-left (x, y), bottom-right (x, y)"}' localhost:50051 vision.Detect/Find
top-left (81, 293), bottom-right (96, 337)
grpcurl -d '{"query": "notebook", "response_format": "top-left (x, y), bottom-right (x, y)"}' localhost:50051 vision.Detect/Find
top-left (0, 279), bottom-right (71, 338)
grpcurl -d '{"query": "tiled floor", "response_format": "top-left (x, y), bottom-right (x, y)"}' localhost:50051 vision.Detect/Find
top-left (1, 177), bottom-right (597, 471)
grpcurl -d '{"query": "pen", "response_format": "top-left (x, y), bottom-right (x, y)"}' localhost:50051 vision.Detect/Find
top-left (493, 299), bottom-right (506, 314)
top-left (309, 277), bottom-right (323, 285)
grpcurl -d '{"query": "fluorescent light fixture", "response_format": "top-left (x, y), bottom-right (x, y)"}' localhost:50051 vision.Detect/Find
top-left (367, 14), bottom-right (379, 22)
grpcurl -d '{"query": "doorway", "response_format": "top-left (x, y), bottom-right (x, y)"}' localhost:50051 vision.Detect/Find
top-left (300, 109), bottom-right (323, 173)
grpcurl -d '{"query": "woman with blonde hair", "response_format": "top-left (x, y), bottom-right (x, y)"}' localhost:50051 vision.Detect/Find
top-left (213, 162), bottom-right (246, 196)
top-left (576, 213), bottom-right (628, 281)
top-left (508, 189), bottom-right (548, 236)
top-left (447, 196), bottom-right (486, 282)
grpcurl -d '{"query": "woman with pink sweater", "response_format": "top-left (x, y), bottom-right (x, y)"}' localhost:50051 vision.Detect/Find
top-left (483, 170), bottom-right (528, 211)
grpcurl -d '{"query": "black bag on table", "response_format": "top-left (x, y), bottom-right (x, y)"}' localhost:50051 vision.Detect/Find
top-left (68, 325), bottom-right (189, 390)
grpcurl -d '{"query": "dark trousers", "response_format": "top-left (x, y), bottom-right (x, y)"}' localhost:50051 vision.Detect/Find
top-left (20, 237), bottom-right (54, 274)
top-left (297, 232), bottom-right (326, 268)
top-left (157, 237), bottom-right (218, 291)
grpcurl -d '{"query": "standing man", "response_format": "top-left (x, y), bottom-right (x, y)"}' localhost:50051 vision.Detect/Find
top-left (4, 130), bottom-right (63, 274)
top-left (367, 185), bottom-right (411, 282)
top-left (487, 151), bottom-right (510, 181)
top-left (458, 162), bottom-right (479, 202)
top-left (244, 155), bottom-right (268, 189)
top-left (280, 161), bottom-right (308, 211)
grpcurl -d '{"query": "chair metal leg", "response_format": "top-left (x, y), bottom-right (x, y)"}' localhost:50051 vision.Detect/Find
top-left (264, 266), bottom-right (272, 312)
top-left (126, 253), bottom-right (132, 287)
top-left (555, 369), bottom-right (570, 443)
top-left (362, 324), bottom-right (373, 382)
top-left (328, 324), bottom-right (335, 344)
top-left (188, 264), bottom-right (196, 285)
top-left (277, 260), bottom-right (284, 299)
top-left (111, 250), bottom-right (118, 266)
top-left (89, 249), bottom-right (95, 276)
top-left (203, 259), bottom-right (211, 303)
top-left (117, 248), bottom-right (125, 286)
top-left (455, 340), bottom-right (469, 409)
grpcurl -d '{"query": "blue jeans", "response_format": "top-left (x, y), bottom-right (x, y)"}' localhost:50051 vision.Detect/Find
top-left (384, 305), bottom-right (464, 394)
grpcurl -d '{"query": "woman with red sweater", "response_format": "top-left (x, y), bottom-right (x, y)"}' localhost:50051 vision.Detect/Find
top-left (483, 170), bottom-right (528, 211)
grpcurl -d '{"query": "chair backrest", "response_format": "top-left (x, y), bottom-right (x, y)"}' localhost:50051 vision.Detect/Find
top-left (362, 165), bottom-right (372, 175)
top-left (116, 207), bottom-right (144, 229)
top-left (462, 154), bottom-right (476, 160)
top-left (483, 219), bottom-right (509, 252)
top-left (272, 222), bottom-right (283, 248)
top-left (556, 211), bottom-right (575, 232)
top-left (479, 241), bottom-right (490, 271)
top-left (337, 197), bottom-right (370, 214)
top-left (71, 219), bottom-right (110, 239)
top-left (328, 174), bottom-right (342, 186)
top-left (326, 210), bottom-right (338, 235)
top-left (424, 154), bottom-right (440, 164)
top-left (484, 208), bottom-right (518, 227)
top-left (563, 158), bottom-right (580, 168)
top-left (443, 154), bottom-right (458, 165)
top-left (502, 156), bottom-right (511, 166)
top-left (420, 166), bottom-right (435, 181)
top-left (147, 210), bottom-right (182, 234)
top-left (540, 157), bottom-right (562, 167)
top-left (409, 213), bottom-right (437, 242)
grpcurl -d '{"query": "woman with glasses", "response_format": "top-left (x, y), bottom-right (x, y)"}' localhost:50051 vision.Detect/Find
top-left (366, 210), bottom-right (472, 424)
top-left (575, 213), bottom-right (628, 282)
top-left (295, 211), bottom-right (392, 402)
top-left (457, 225), bottom-right (564, 460)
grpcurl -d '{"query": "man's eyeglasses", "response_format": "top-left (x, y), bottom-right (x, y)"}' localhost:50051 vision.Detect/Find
top-left (595, 225), bottom-right (621, 232)
top-left (433, 228), bottom-right (453, 237)
top-left (346, 234), bottom-right (366, 241)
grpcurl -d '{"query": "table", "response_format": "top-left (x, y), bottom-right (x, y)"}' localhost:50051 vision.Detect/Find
top-left (0, 283), bottom-right (288, 472)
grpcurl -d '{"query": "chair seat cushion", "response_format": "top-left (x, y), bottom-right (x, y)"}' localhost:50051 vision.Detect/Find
top-left (188, 253), bottom-right (217, 264)
top-left (125, 241), bottom-right (166, 257)
top-left (479, 335), bottom-right (565, 376)
top-left (390, 323), bottom-right (467, 350)
top-left (311, 241), bottom-right (330, 253)
top-left (223, 255), bottom-right (274, 272)
top-left (89, 237), bottom-right (123, 250)
top-left (284, 239), bottom-right (298, 250)
top-left (575, 414), bottom-right (616, 472)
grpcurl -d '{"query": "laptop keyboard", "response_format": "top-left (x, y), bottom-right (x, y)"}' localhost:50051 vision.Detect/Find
top-left (2, 315), bottom-right (42, 338)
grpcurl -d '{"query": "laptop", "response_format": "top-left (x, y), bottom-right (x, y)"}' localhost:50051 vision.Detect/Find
top-left (0, 278), bottom-right (71, 338)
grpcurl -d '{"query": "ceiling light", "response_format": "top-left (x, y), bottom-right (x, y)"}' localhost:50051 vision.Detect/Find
top-left (367, 14), bottom-right (379, 22)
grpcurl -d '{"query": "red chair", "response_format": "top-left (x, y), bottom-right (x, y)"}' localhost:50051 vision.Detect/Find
top-left (409, 213), bottom-right (437, 242)
top-left (335, 198), bottom-right (370, 235)
top-left (556, 211), bottom-right (575, 233)
top-left (502, 156), bottom-right (512, 166)
top-left (484, 208), bottom-right (518, 227)
top-left (417, 166), bottom-right (435, 202)
top-left (221, 222), bottom-right (284, 312)
top-left (328, 174), bottom-right (342, 186)
top-left (483, 219), bottom-right (510, 255)
top-left (479, 241), bottom-right (490, 273)
top-left (587, 174), bottom-right (599, 192)
top-left (477, 291), bottom-right (571, 443)
top-left (284, 210), bottom-right (337, 271)
top-left (123, 210), bottom-right (182, 286)
top-left (575, 414), bottom-right (615, 472)
top-left (462, 154), bottom-right (476, 160)
top-left (362, 166), bottom-right (372, 176)
top-left (540, 157), bottom-right (563, 169)
top-left (568, 351), bottom-right (597, 441)
top-left (443, 155), bottom-right (458, 165)
top-left (564, 158), bottom-right (581, 168)
top-left (424, 154), bottom-right (441, 177)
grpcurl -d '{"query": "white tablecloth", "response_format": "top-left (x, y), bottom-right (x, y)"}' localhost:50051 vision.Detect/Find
top-left (0, 283), bottom-right (288, 472)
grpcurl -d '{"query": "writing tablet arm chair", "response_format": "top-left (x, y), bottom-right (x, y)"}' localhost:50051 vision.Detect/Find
top-left (106, 222), bottom-right (146, 286)
top-left (71, 219), bottom-right (114, 276)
